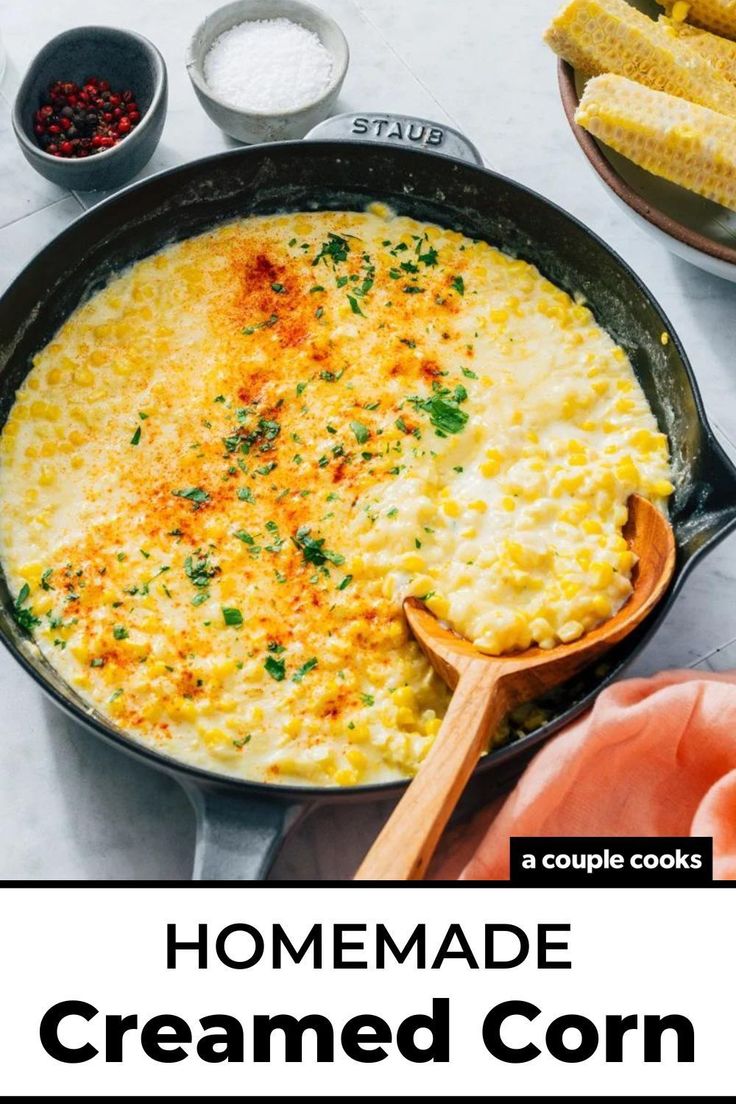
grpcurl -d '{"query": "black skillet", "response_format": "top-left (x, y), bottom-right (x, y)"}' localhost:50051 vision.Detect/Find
top-left (1, 113), bottom-right (735, 879)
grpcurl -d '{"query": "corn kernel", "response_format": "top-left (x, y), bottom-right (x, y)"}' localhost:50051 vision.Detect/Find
top-left (402, 552), bottom-right (426, 572)
top-left (558, 620), bottom-right (584, 644)
top-left (393, 686), bottom-right (415, 708)
top-left (334, 768), bottom-right (359, 787)
top-left (426, 593), bottom-right (450, 619)
top-left (591, 561), bottom-right (614, 587)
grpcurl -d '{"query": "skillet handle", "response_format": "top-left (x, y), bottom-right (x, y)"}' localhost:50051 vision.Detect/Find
top-left (305, 111), bottom-right (484, 166)
top-left (182, 784), bottom-right (304, 881)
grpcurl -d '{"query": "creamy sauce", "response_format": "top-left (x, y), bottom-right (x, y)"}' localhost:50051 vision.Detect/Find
top-left (0, 208), bottom-right (673, 785)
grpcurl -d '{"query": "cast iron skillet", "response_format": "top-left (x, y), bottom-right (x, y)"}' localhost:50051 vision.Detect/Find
top-left (1, 113), bottom-right (735, 880)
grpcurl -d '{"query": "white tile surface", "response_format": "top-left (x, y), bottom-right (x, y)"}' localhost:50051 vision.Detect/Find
top-left (1, 0), bottom-right (736, 880)
top-left (0, 92), bottom-right (70, 228)
top-left (0, 195), bottom-right (82, 291)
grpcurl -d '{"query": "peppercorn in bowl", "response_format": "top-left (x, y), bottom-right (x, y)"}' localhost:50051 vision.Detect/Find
top-left (12, 25), bottom-right (167, 191)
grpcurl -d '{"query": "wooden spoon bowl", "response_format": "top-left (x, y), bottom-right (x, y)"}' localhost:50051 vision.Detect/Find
top-left (355, 494), bottom-right (676, 881)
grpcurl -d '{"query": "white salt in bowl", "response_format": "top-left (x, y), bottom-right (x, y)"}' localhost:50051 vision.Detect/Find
top-left (186, 0), bottom-right (349, 143)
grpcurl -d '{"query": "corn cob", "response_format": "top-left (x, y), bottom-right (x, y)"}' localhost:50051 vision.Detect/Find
top-left (659, 14), bottom-right (736, 81)
top-left (658, 1), bottom-right (736, 41)
top-left (544, 0), bottom-right (736, 117)
top-left (575, 73), bottom-right (736, 211)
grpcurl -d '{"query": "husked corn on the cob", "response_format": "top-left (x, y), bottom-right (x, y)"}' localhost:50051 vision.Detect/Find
top-left (659, 1), bottom-right (736, 41)
top-left (659, 14), bottom-right (736, 82)
top-left (576, 73), bottom-right (736, 211)
top-left (545, 0), bottom-right (736, 116)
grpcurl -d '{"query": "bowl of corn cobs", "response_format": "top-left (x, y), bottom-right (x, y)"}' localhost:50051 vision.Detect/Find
top-left (548, 0), bottom-right (736, 282)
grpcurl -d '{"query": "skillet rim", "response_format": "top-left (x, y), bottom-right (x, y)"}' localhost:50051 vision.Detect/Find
top-left (0, 138), bottom-right (733, 804)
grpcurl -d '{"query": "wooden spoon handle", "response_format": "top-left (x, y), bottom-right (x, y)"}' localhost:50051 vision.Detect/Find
top-left (354, 663), bottom-right (507, 881)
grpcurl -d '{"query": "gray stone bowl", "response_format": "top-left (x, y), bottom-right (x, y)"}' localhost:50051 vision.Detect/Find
top-left (12, 26), bottom-right (167, 192)
top-left (186, 0), bottom-right (349, 143)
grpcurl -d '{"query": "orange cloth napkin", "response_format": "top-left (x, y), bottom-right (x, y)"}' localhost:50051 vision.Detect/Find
top-left (432, 670), bottom-right (736, 881)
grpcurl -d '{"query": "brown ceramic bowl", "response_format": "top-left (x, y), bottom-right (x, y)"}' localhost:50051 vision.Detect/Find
top-left (558, 57), bottom-right (736, 281)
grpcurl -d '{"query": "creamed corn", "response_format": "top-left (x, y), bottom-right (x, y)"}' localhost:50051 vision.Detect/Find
top-left (0, 209), bottom-right (674, 785)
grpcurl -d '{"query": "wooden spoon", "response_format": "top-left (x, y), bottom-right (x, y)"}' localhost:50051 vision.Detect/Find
top-left (355, 494), bottom-right (675, 881)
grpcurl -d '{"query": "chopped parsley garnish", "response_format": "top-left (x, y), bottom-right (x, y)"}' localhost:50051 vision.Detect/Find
top-left (264, 654), bottom-right (286, 681)
top-left (337, 574), bottom-right (353, 591)
top-left (232, 734), bottom-right (252, 749)
top-left (172, 486), bottom-right (210, 509)
top-left (403, 285), bottom-right (424, 295)
top-left (238, 487), bottom-right (255, 503)
top-left (271, 282), bottom-right (285, 293)
top-left (296, 382), bottom-right (307, 397)
top-left (361, 692), bottom-right (375, 707)
top-left (451, 275), bottom-right (465, 295)
top-left (347, 295), bottom-right (363, 316)
top-left (113, 625), bottom-right (129, 640)
top-left (419, 246), bottom-right (439, 266)
top-left (185, 551), bottom-right (219, 588)
top-left (222, 607), bottom-right (243, 627)
top-left (40, 568), bottom-right (54, 591)
top-left (350, 421), bottom-right (370, 445)
top-left (130, 425), bottom-right (141, 446)
top-left (234, 530), bottom-right (255, 544)
top-left (292, 657), bottom-right (318, 683)
top-left (13, 583), bottom-right (39, 633)
top-left (292, 526), bottom-right (345, 568)
top-left (192, 592), bottom-right (209, 607)
top-left (462, 366), bottom-right (478, 379)
top-left (407, 383), bottom-right (469, 437)
top-left (242, 313), bottom-right (279, 335)
top-left (313, 233), bottom-right (350, 267)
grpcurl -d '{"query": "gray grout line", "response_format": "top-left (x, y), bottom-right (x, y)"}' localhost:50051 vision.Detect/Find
top-left (350, 0), bottom-right (480, 146)
top-left (0, 193), bottom-right (82, 235)
top-left (689, 634), bottom-right (736, 670)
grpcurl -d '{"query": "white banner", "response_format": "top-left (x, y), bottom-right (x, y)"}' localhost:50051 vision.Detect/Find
top-left (0, 886), bottom-right (732, 1097)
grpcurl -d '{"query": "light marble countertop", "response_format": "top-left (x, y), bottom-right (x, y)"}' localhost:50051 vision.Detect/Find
top-left (2, 0), bottom-right (736, 880)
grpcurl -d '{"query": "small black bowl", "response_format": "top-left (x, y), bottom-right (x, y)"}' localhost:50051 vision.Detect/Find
top-left (12, 25), bottom-right (167, 192)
